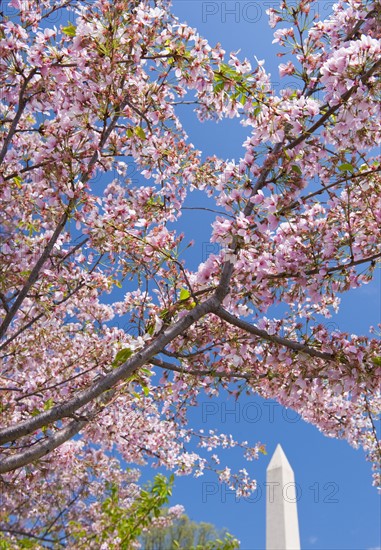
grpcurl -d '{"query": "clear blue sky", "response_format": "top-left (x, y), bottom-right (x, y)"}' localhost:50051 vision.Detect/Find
top-left (139, 2), bottom-right (381, 549)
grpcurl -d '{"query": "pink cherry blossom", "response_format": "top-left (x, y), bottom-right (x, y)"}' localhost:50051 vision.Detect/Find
top-left (0, 0), bottom-right (380, 544)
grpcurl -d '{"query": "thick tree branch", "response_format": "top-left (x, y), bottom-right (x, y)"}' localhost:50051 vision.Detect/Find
top-left (0, 419), bottom-right (87, 474)
top-left (0, 295), bottom-right (219, 446)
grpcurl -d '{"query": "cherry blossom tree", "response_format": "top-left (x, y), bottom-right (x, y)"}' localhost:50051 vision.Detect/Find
top-left (0, 0), bottom-right (380, 545)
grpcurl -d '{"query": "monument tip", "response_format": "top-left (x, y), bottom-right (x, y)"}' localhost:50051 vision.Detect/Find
top-left (266, 443), bottom-right (293, 472)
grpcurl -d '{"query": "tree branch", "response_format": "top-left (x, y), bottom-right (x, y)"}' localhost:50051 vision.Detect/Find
top-left (214, 306), bottom-right (334, 361)
top-left (0, 92), bottom-right (135, 342)
top-left (0, 419), bottom-right (87, 474)
top-left (266, 251), bottom-right (381, 280)
top-left (287, 57), bottom-right (381, 150)
top-left (216, 142), bottom-right (283, 302)
top-left (0, 69), bottom-right (37, 166)
top-left (0, 295), bottom-right (219, 447)
top-left (278, 165), bottom-right (381, 216)
top-left (150, 357), bottom-right (267, 381)
top-left (0, 527), bottom-right (65, 546)
top-left (214, 57), bottom-right (381, 305)
top-left (0, 252), bottom-right (100, 352)
top-left (0, 204), bottom-right (74, 340)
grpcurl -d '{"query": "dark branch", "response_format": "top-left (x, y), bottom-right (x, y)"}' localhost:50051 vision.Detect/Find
top-left (214, 306), bottom-right (334, 361)
top-left (0, 295), bottom-right (219, 447)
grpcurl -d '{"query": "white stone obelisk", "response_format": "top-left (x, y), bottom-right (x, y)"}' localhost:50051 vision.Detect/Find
top-left (266, 444), bottom-right (301, 550)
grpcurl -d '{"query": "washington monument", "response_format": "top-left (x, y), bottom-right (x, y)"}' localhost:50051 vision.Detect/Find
top-left (266, 444), bottom-right (301, 550)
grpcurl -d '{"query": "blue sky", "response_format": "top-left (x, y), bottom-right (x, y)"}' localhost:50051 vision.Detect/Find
top-left (140, 1), bottom-right (381, 549)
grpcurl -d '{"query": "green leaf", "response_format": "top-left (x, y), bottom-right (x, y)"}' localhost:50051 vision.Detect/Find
top-left (135, 126), bottom-right (146, 140)
top-left (13, 175), bottom-right (22, 188)
top-left (253, 105), bottom-right (261, 117)
top-left (219, 63), bottom-right (238, 78)
top-left (371, 356), bottom-right (381, 367)
top-left (141, 367), bottom-right (153, 376)
top-left (43, 398), bottom-right (54, 411)
top-left (338, 163), bottom-right (355, 173)
top-left (18, 540), bottom-right (39, 549)
top-left (142, 385), bottom-right (150, 397)
top-left (159, 308), bottom-right (169, 320)
top-left (112, 347), bottom-right (133, 368)
top-left (291, 164), bottom-right (302, 175)
top-left (62, 23), bottom-right (76, 37)
top-left (147, 196), bottom-right (164, 208)
top-left (146, 323), bottom-right (155, 335)
top-left (96, 42), bottom-right (108, 56)
top-left (179, 288), bottom-right (191, 301)
top-left (213, 82), bottom-right (225, 94)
